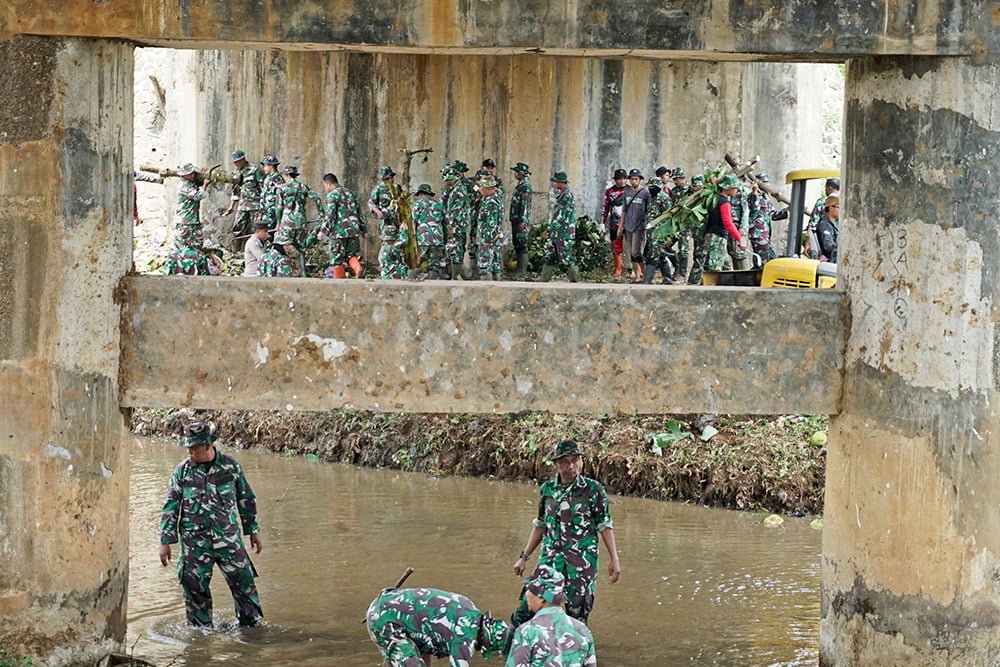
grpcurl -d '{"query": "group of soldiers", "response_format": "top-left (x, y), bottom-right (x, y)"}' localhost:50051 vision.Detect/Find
top-left (160, 425), bottom-right (619, 665)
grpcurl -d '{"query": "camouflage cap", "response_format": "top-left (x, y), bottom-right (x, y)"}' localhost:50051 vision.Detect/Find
top-left (511, 162), bottom-right (531, 175)
top-left (672, 168), bottom-right (688, 179)
top-left (551, 170), bottom-right (569, 183)
top-left (180, 421), bottom-right (216, 448)
top-left (478, 612), bottom-right (511, 658)
top-left (231, 149), bottom-right (246, 162)
top-left (379, 165), bottom-right (396, 180)
top-left (440, 167), bottom-right (459, 180)
top-left (523, 564), bottom-right (566, 604)
top-left (260, 154), bottom-right (280, 166)
top-left (283, 164), bottom-right (299, 176)
top-left (477, 174), bottom-right (498, 189)
top-left (719, 174), bottom-right (740, 190)
top-left (415, 183), bottom-right (435, 196)
top-left (177, 162), bottom-right (196, 176)
top-left (691, 174), bottom-right (705, 185)
top-left (551, 439), bottom-right (582, 461)
top-left (755, 172), bottom-right (770, 182)
top-left (450, 160), bottom-right (469, 173)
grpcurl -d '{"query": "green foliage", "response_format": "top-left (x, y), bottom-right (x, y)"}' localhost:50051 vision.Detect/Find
top-left (650, 166), bottom-right (728, 241)
top-left (528, 215), bottom-right (611, 274)
top-left (0, 648), bottom-right (32, 667)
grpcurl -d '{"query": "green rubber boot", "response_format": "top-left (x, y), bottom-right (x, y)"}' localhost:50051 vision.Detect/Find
top-left (539, 264), bottom-right (556, 282)
top-left (567, 265), bottom-right (581, 283)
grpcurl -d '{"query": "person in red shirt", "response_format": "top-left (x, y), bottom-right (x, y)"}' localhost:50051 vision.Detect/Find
top-left (688, 174), bottom-right (746, 284)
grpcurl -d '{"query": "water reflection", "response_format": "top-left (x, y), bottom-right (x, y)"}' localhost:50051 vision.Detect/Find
top-left (128, 437), bottom-right (820, 665)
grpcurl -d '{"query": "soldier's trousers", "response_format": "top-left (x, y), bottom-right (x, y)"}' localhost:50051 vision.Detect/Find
top-left (511, 569), bottom-right (596, 628)
top-left (179, 542), bottom-right (262, 627)
top-left (379, 243), bottom-right (408, 280)
top-left (477, 244), bottom-right (503, 276)
top-left (329, 236), bottom-right (362, 267)
top-left (420, 245), bottom-right (447, 277)
top-left (366, 621), bottom-right (428, 667)
top-left (446, 223), bottom-right (469, 265)
top-left (512, 221), bottom-right (529, 254)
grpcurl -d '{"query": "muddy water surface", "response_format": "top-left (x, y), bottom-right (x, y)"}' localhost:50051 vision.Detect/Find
top-left (127, 437), bottom-right (820, 666)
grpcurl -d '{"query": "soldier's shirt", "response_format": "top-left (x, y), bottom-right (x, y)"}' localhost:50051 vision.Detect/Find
top-left (164, 247), bottom-right (210, 275)
top-left (510, 178), bottom-right (532, 224)
top-left (176, 180), bottom-right (209, 225)
top-left (234, 164), bottom-right (265, 211)
top-left (475, 192), bottom-right (504, 246)
top-left (505, 606), bottom-right (597, 667)
top-left (257, 248), bottom-right (292, 277)
top-left (365, 587), bottom-right (483, 666)
top-left (159, 448), bottom-right (259, 551)
top-left (533, 474), bottom-right (613, 574)
top-left (413, 197), bottom-right (446, 248)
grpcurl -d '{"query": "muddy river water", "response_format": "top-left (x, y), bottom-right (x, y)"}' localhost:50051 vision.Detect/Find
top-left (126, 437), bottom-right (820, 665)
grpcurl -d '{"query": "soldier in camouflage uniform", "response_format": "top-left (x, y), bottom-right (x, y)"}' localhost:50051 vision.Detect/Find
top-left (305, 173), bottom-right (366, 279)
top-left (257, 244), bottom-right (293, 277)
top-left (539, 171), bottom-right (580, 283)
top-left (508, 162), bottom-right (532, 279)
top-left (642, 179), bottom-right (675, 284)
top-left (727, 178), bottom-right (752, 270)
top-left (273, 165), bottom-right (324, 248)
top-left (223, 150), bottom-right (264, 252)
top-left (173, 162), bottom-right (211, 249)
top-left (410, 183), bottom-right (447, 279)
top-left (260, 155), bottom-right (284, 231)
top-left (511, 440), bottom-right (620, 627)
top-left (442, 166), bottom-right (473, 280)
top-left (159, 422), bottom-right (264, 628)
top-left (369, 166), bottom-right (408, 280)
top-left (163, 244), bottom-right (211, 276)
top-left (747, 172), bottom-right (779, 263)
top-left (676, 173), bottom-right (703, 282)
top-left (506, 565), bottom-right (597, 667)
top-left (475, 175), bottom-right (505, 280)
top-left (689, 174), bottom-right (747, 283)
top-left (366, 587), bottom-right (510, 666)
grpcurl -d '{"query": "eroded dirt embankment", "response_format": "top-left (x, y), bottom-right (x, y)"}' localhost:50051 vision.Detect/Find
top-left (131, 409), bottom-right (828, 515)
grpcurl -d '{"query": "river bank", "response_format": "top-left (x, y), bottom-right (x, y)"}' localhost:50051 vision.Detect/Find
top-left (131, 409), bottom-right (828, 515)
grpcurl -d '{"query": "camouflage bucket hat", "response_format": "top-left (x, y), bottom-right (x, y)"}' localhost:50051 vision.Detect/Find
top-left (672, 168), bottom-right (688, 179)
top-left (379, 165), bottom-right (396, 180)
top-left (691, 174), bottom-right (705, 185)
top-left (477, 174), bottom-right (498, 189)
top-left (551, 170), bottom-right (569, 183)
top-left (511, 162), bottom-right (531, 175)
top-left (260, 154), bottom-right (280, 166)
top-left (283, 164), bottom-right (299, 176)
top-left (180, 421), bottom-right (216, 448)
top-left (523, 564), bottom-right (566, 604)
top-left (177, 162), bottom-right (196, 177)
top-left (231, 149), bottom-right (246, 162)
top-left (551, 439), bottom-right (582, 461)
top-left (719, 174), bottom-right (740, 190)
top-left (450, 160), bottom-right (469, 173)
top-left (440, 167), bottom-right (459, 180)
top-left (415, 183), bottom-right (435, 196)
top-left (479, 613), bottom-right (511, 658)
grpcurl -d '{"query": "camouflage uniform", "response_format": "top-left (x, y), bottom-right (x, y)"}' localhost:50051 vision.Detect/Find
top-left (159, 447), bottom-right (263, 627)
top-left (369, 181), bottom-right (407, 280)
top-left (544, 185), bottom-right (576, 270)
top-left (509, 174), bottom-right (532, 254)
top-left (506, 606), bottom-right (596, 667)
top-left (727, 185), bottom-right (752, 269)
top-left (174, 179), bottom-right (209, 248)
top-left (262, 171), bottom-right (285, 229)
top-left (164, 246), bottom-right (210, 276)
top-left (257, 247), bottom-right (292, 277)
top-left (411, 194), bottom-right (447, 278)
top-left (748, 189), bottom-right (777, 261)
top-left (444, 179), bottom-right (473, 267)
top-left (366, 587), bottom-right (508, 667)
top-left (231, 163), bottom-right (265, 240)
top-left (643, 186), bottom-right (674, 282)
top-left (306, 185), bottom-right (364, 267)
top-left (476, 190), bottom-right (505, 277)
top-left (274, 178), bottom-right (324, 246)
top-left (512, 474), bottom-right (613, 626)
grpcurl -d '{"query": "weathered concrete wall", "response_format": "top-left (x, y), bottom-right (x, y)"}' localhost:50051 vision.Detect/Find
top-left (134, 49), bottom-right (830, 250)
top-left (0, 36), bottom-right (132, 663)
top-left (1, 1), bottom-right (993, 59)
top-left (120, 277), bottom-right (846, 415)
top-left (822, 54), bottom-right (1000, 664)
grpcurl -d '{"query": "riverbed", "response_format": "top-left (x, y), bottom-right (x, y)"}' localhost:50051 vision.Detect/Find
top-left (127, 436), bottom-right (820, 665)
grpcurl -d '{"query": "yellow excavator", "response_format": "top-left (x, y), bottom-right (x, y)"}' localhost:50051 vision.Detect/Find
top-left (702, 168), bottom-right (839, 288)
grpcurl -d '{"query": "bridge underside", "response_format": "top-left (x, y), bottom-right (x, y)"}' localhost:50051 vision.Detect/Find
top-left (120, 277), bottom-right (846, 415)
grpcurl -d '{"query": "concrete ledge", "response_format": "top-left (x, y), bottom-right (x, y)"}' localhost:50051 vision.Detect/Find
top-left (120, 276), bottom-right (846, 414)
top-left (1, 1), bottom-right (990, 59)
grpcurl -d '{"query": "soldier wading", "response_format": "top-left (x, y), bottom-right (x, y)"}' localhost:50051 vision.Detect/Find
top-left (159, 421), bottom-right (264, 628)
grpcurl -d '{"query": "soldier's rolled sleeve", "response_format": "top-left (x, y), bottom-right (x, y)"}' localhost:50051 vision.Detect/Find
top-left (592, 484), bottom-right (614, 532)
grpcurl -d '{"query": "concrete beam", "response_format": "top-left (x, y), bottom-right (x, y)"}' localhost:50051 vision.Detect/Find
top-left (822, 54), bottom-right (1000, 664)
top-left (0, 36), bottom-right (132, 661)
top-left (120, 277), bottom-right (846, 415)
top-left (1, 1), bottom-right (993, 60)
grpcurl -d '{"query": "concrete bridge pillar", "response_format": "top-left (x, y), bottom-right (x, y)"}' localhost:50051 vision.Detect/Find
top-left (823, 54), bottom-right (1000, 664)
top-left (0, 36), bottom-right (133, 661)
